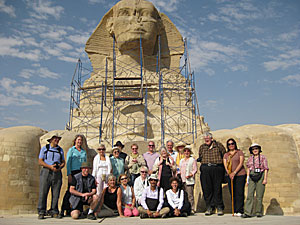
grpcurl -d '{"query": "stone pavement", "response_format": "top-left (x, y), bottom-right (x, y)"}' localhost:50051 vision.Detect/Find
top-left (1, 214), bottom-right (300, 225)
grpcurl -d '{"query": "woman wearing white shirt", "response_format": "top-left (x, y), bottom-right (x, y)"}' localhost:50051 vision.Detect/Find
top-left (179, 145), bottom-right (197, 214)
top-left (133, 166), bottom-right (149, 206)
top-left (92, 144), bottom-right (112, 195)
top-left (166, 177), bottom-right (190, 217)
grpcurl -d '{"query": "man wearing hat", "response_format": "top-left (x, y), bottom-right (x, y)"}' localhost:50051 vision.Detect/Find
top-left (37, 133), bottom-right (65, 219)
top-left (69, 162), bottom-right (99, 220)
top-left (198, 132), bottom-right (226, 216)
top-left (138, 174), bottom-right (170, 218)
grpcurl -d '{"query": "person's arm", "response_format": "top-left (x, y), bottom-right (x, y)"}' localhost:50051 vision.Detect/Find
top-left (262, 169), bottom-right (268, 184)
top-left (223, 155), bottom-right (229, 175)
top-left (262, 155), bottom-right (269, 185)
top-left (70, 185), bottom-right (84, 197)
top-left (166, 190), bottom-right (176, 209)
top-left (140, 188), bottom-right (148, 210)
top-left (178, 190), bottom-right (184, 210)
top-left (117, 187), bottom-right (124, 217)
top-left (131, 187), bottom-right (136, 208)
top-left (190, 158), bottom-right (198, 177)
top-left (246, 168), bottom-right (250, 186)
top-left (157, 188), bottom-right (164, 212)
top-left (59, 159), bottom-right (65, 170)
top-left (66, 148), bottom-right (72, 176)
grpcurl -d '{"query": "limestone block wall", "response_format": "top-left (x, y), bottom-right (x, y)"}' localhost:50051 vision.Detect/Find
top-left (192, 124), bottom-right (300, 215)
top-left (0, 126), bottom-right (46, 215)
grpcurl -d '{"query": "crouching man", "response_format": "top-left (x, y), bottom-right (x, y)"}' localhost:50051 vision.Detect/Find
top-left (69, 162), bottom-right (99, 220)
top-left (138, 174), bottom-right (169, 218)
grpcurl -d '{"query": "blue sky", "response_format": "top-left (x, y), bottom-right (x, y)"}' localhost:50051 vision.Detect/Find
top-left (0, 0), bottom-right (299, 132)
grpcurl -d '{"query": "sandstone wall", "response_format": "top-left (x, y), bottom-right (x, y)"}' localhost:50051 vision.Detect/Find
top-left (0, 126), bottom-right (46, 215)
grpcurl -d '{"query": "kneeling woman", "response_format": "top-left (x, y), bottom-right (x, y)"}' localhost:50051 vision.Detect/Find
top-left (117, 174), bottom-right (139, 217)
top-left (242, 143), bottom-right (269, 218)
top-left (166, 177), bottom-right (191, 217)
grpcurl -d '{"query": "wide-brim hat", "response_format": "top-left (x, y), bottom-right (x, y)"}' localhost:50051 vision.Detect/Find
top-left (114, 141), bottom-right (124, 149)
top-left (249, 143), bottom-right (262, 154)
top-left (148, 174), bottom-right (158, 181)
top-left (80, 162), bottom-right (92, 169)
top-left (184, 145), bottom-right (193, 155)
top-left (112, 146), bottom-right (120, 152)
top-left (175, 141), bottom-right (186, 150)
top-left (47, 133), bottom-right (62, 143)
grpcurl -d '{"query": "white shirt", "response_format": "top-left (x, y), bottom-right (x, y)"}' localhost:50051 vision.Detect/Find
top-left (92, 154), bottom-right (112, 178)
top-left (134, 176), bottom-right (149, 204)
top-left (141, 186), bottom-right (164, 211)
top-left (168, 150), bottom-right (178, 162)
top-left (166, 189), bottom-right (184, 210)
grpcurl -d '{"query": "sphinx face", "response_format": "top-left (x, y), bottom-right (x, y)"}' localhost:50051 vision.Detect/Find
top-left (109, 0), bottom-right (161, 54)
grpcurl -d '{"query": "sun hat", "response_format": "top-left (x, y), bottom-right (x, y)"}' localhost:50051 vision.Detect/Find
top-left (184, 145), bottom-right (193, 155)
top-left (47, 133), bottom-right (62, 143)
top-left (114, 141), bottom-right (125, 149)
top-left (249, 143), bottom-right (262, 154)
top-left (80, 162), bottom-right (92, 169)
top-left (175, 141), bottom-right (186, 150)
top-left (148, 174), bottom-right (158, 181)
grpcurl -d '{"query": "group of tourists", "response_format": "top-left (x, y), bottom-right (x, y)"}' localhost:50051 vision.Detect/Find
top-left (37, 132), bottom-right (269, 220)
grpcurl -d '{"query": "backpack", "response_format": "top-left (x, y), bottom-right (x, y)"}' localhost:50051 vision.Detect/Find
top-left (44, 144), bottom-right (63, 163)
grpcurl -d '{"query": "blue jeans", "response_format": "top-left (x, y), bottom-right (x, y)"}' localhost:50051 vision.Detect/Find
top-left (37, 167), bottom-right (62, 215)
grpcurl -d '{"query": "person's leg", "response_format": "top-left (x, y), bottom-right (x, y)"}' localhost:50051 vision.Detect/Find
top-left (200, 165), bottom-right (214, 210)
top-left (159, 207), bottom-right (170, 217)
top-left (212, 166), bottom-right (224, 211)
top-left (184, 184), bottom-right (195, 211)
top-left (96, 174), bottom-right (104, 195)
top-left (244, 179), bottom-right (256, 216)
top-left (124, 208), bottom-right (132, 217)
top-left (255, 174), bottom-right (265, 216)
top-left (50, 171), bottom-right (62, 214)
top-left (138, 206), bottom-right (148, 218)
top-left (234, 175), bottom-right (246, 214)
top-left (132, 207), bottom-right (139, 216)
top-left (37, 168), bottom-right (51, 215)
top-left (71, 210), bottom-right (81, 219)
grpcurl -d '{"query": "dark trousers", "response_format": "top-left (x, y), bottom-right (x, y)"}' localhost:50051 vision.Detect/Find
top-left (37, 167), bottom-right (62, 215)
top-left (129, 173), bottom-right (140, 187)
top-left (200, 164), bottom-right (224, 210)
top-left (226, 174), bottom-right (246, 214)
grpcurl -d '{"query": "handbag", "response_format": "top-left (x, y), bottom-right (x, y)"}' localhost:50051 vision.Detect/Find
top-left (250, 172), bottom-right (263, 182)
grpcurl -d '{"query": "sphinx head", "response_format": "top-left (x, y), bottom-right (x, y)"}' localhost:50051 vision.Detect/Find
top-left (107, 0), bottom-right (162, 55)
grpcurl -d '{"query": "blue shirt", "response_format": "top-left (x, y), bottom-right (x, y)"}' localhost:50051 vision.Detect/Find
top-left (110, 156), bottom-right (124, 180)
top-left (38, 145), bottom-right (65, 166)
top-left (66, 146), bottom-right (87, 175)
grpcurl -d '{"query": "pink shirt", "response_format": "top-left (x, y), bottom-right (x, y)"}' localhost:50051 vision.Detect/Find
top-left (246, 154), bottom-right (269, 172)
top-left (179, 157), bottom-right (197, 183)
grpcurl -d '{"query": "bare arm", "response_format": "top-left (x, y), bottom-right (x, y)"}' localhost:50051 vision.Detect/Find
top-left (131, 187), bottom-right (136, 207)
top-left (117, 188), bottom-right (124, 216)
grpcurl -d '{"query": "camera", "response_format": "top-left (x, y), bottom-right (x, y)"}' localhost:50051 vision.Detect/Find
top-left (254, 168), bottom-right (261, 173)
top-left (53, 162), bottom-right (60, 169)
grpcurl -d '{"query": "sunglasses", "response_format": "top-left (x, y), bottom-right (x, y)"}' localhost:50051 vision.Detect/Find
top-left (132, 148), bottom-right (138, 150)
top-left (140, 171), bottom-right (147, 173)
top-left (149, 179), bottom-right (157, 182)
top-left (148, 145), bottom-right (155, 147)
top-left (228, 143), bottom-right (235, 146)
top-left (98, 148), bottom-right (105, 151)
top-left (120, 177), bottom-right (127, 180)
top-left (252, 147), bottom-right (259, 150)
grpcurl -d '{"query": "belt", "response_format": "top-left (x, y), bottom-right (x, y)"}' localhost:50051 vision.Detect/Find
top-left (202, 163), bottom-right (223, 167)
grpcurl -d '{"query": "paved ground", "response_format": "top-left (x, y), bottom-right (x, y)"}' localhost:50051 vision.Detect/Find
top-left (1, 214), bottom-right (300, 225)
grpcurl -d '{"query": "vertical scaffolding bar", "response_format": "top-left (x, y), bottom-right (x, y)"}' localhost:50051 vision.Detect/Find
top-left (99, 82), bottom-right (104, 144)
top-left (104, 57), bottom-right (108, 106)
top-left (112, 35), bottom-right (116, 147)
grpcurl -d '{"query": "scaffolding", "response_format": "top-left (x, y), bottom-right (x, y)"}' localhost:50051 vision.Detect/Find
top-left (67, 36), bottom-right (201, 147)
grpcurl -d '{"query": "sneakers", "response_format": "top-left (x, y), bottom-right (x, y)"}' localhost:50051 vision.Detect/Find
top-left (52, 213), bottom-right (63, 219)
top-left (87, 213), bottom-right (96, 220)
top-left (241, 214), bottom-right (251, 218)
top-left (38, 214), bottom-right (45, 219)
top-left (256, 214), bottom-right (263, 218)
top-left (205, 208), bottom-right (213, 216)
top-left (217, 208), bottom-right (224, 216)
top-left (181, 212), bottom-right (188, 217)
top-left (190, 210), bottom-right (195, 215)
top-left (234, 212), bottom-right (242, 217)
top-left (140, 213), bottom-right (148, 219)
